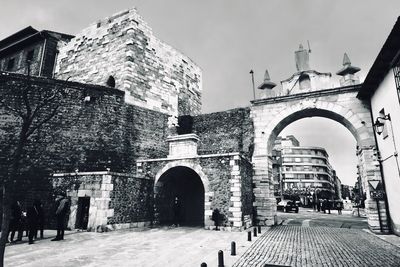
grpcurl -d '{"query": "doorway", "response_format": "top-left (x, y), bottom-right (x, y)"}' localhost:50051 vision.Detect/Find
top-left (76, 197), bottom-right (90, 230)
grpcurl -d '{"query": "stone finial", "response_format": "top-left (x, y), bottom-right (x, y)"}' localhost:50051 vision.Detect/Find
top-left (336, 53), bottom-right (361, 86)
top-left (343, 53), bottom-right (351, 66)
top-left (336, 53), bottom-right (360, 76)
top-left (257, 69), bottom-right (276, 90)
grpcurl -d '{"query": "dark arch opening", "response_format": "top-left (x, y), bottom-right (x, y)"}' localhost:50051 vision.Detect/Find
top-left (155, 166), bottom-right (205, 226)
top-left (299, 73), bottom-right (311, 90)
top-left (106, 75), bottom-right (116, 88)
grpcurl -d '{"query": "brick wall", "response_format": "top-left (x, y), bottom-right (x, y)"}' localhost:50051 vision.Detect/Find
top-left (55, 8), bottom-right (202, 116)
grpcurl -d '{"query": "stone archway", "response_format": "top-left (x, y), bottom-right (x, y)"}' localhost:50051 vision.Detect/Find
top-left (251, 88), bottom-right (390, 233)
top-left (154, 161), bottom-right (211, 227)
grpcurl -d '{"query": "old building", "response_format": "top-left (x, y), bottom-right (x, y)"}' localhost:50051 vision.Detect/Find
top-left (0, 26), bottom-right (73, 77)
top-left (1, 8), bottom-right (398, 234)
top-left (54, 8), bottom-right (202, 116)
top-left (357, 16), bottom-right (400, 236)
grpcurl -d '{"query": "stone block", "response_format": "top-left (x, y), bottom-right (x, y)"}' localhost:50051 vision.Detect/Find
top-left (102, 175), bottom-right (112, 184)
top-left (101, 183), bottom-right (114, 191)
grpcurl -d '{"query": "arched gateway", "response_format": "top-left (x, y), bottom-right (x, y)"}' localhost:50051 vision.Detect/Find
top-left (154, 162), bottom-right (209, 226)
top-left (251, 85), bottom-right (390, 233)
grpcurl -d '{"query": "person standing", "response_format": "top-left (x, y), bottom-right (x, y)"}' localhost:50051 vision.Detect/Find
top-left (51, 193), bottom-right (69, 241)
top-left (9, 201), bottom-right (23, 242)
top-left (212, 208), bottom-right (221, 231)
top-left (173, 196), bottom-right (181, 227)
top-left (26, 202), bottom-right (39, 244)
top-left (33, 200), bottom-right (44, 239)
top-left (337, 201), bottom-right (343, 215)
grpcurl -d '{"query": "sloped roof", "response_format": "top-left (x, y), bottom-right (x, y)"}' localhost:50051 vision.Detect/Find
top-left (358, 17), bottom-right (400, 99)
top-left (0, 26), bottom-right (74, 56)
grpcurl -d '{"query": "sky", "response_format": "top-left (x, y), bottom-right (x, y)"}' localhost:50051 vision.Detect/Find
top-left (1, 0), bottom-right (399, 186)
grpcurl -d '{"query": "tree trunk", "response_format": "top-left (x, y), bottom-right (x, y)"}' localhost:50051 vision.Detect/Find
top-left (0, 128), bottom-right (27, 266)
top-left (0, 185), bottom-right (10, 267)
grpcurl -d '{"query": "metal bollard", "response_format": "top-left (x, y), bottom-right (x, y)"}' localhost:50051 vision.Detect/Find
top-left (253, 227), bottom-right (257, 237)
top-left (248, 231), bottom-right (252, 241)
top-left (258, 225), bottom-right (261, 234)
top-left (231, 241), bottom-right (236, 256)
top-left (218, 250), bottom-right (224, 267)
top-left (200, 263), bottom-right (207, 267)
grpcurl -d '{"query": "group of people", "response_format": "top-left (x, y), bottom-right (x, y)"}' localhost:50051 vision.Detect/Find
top-left (8, 200), bottom-right (44, 244)
top-left (8, 192), bottom-right (70, 245)
top-left (313, 199), bottom-right (343, 214)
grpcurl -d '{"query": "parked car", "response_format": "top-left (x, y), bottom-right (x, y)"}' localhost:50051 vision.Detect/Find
top-left (277, 200), bottom-right (299, 213)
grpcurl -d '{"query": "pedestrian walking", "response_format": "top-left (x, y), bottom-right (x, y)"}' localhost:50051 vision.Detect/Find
top-left (33, 199), bottom-right (44, 239)
top-left (337, 201), bottom-right (343, 215)
top-left (51, 192), bottom-right (70, 241)
top-left (212, 208), bottom-right (221, 231)
top-left (327, 200), bottom-right (331, 214)
top-left (26, 202), bottom-right (39, 244)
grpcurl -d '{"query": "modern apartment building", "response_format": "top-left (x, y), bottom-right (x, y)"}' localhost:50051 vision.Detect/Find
top-left (273, 136), bottom-right (338, 205)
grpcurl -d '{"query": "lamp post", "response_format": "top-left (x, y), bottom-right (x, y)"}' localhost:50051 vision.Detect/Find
top-left (250, 70), bottom-right (255, 100)
top-left (373, 113), bottom-right (400, 175)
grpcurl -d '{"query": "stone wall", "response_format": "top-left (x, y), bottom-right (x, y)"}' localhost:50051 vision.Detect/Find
top-left (0, 72), bottom-right (168, 175)
top-left (0, 41), bottom-right (44, 76)
top-left (240, 157), bottom-right (254, 226)
top-left (193, 108), bottom-right (254, 157)
top-left (138, 152), bottom-right (254, 230)
top-left (51, 171), bottom-right (153, 231)
top-left (55, 8), bottom-right (202, 116)
top-left (108, 173), bottom-right (154, 227)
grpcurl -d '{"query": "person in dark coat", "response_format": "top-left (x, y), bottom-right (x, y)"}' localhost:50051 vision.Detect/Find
top-left (27, 203), bottom-right (39, 244)
top-left (9, 201), bottom-right (23, 242)
top-left (51, 193), bottom-right (70, 241)
top-left (33, 200), bottom-right (44, 239)
top-left (172, 196), bottom-right (181, 227)
top-left (211, 208), bottom-right (221, 231)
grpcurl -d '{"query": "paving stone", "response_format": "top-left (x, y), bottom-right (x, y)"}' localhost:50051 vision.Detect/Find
top-left (233, 226), bottom-right (400, 267)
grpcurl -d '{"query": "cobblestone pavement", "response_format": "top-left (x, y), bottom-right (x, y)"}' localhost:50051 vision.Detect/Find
top-left (233, 226), bottom-right (400, 267)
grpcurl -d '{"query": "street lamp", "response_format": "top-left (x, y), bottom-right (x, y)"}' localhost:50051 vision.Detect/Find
top-left (373, 114), bottom-right (391, 135)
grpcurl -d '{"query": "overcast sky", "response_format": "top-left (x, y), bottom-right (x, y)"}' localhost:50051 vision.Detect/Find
top-left (1, 0), bottom-right (399, 186)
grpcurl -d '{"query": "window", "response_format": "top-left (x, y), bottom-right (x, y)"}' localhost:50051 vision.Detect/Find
top-left (7, 58), bottom-right (15, 71)
top-left (106, 75), bottom-right (116, 88)
top-left (26, 49), bottom-right (35, 62)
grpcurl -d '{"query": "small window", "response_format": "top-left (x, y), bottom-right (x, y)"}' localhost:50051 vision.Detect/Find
top-left (26, 49), bottom-right (34, 62)
top-left (7, 58), bottom-right (15, 71)
top-left (106, 76), bottom-right (116, 88)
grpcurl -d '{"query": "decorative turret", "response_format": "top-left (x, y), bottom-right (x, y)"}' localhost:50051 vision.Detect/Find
top-left (336, 53), bottom-right (360, 86)
top-left (257, 69), bottom-right (276, 98)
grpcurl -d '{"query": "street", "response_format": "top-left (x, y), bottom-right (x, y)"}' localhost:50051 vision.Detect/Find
top-left (278, 208), bottom-right (368, 229)
top-left (4, 208), bottom-right (400, 267)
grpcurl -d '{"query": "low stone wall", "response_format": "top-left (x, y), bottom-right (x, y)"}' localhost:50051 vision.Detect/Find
top-left (52, 171), bottom-right (153, 232)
